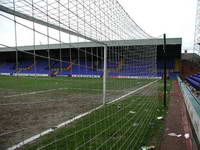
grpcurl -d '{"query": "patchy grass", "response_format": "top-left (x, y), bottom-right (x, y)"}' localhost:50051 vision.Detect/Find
top-left (24, 95), bottom-right (160, 150)
top-left (141, 79), bottom-right (173, 149)
top-left (0, 75), bottom-right (166, 150)
top-left (0, 75), bottom-right (153, 93)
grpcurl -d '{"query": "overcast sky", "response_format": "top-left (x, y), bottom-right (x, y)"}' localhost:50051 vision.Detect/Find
top-left (0, 0), bottom-right (197, 52)
top-left (118, 0), bottom-right (197, 51)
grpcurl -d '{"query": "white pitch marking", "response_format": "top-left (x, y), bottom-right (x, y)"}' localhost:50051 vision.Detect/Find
top-left (3, 87), bottom-right (102, 98)
top-left (3, 88), bottom-right (63, 98)
top-left (7, 105), bottom-right (103, 150)
top-left (3, 87), bottom-right (121, 99)
top-left (107, 80), bottom-right (158, 104)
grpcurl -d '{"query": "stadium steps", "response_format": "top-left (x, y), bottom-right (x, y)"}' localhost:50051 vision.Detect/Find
top-left (190, 76), bottom-right (200, 83)
top-left (186, 76), bottom-right (200, 90)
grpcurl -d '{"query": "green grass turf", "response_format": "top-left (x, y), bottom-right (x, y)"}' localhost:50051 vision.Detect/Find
top-left (21, 81), bottom-right (170, 150)
top-left (24, 96), bottom-right (158, 150)
top-left (0, 75), bottom-right (172, 149)
top-left (142, 80), bottom-right (173, 148)
top-left (0, 75), bottom-right (154, 93)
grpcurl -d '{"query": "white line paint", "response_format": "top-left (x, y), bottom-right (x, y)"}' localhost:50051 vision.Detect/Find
top-left (107, 80), bottom-right (158, 104)
top-left (3, 88), bottom-right (63, 98)
top-left (0, 98), bottom-right (69, 106)
top-left (7, 129), bottom-right (54, 150)
top-left (6, 80), bottom-right (158, 150)
top-left (7, 105), bottom-right (103, 150)
top-left (3, 87), bottom-right (102, 98)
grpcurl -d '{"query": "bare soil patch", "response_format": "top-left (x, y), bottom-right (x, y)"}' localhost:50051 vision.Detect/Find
top-left (0, 90), bottom-right (102, 149)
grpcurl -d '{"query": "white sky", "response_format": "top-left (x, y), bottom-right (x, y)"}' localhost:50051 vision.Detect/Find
top-left (0, 0), bottom-right (197, 52)
top-left (118, 0), bottom-right (197, 51)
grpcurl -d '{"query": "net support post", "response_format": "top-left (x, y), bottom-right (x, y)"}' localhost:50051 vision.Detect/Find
top-left (103, 45), bottom-right (107, 105)
top-left (163, 33), bottom-right (167, 107)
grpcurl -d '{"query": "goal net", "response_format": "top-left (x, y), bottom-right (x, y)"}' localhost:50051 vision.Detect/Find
top-left (0, 0), bottom-right (161, 149)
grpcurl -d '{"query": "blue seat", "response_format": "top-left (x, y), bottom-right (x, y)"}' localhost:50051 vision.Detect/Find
top-left (192, 74), bottom-right (200, 78)
top-left (186, 77), bottom-right (200, 90)
top-left (190, 76), bottom-right (200, 83)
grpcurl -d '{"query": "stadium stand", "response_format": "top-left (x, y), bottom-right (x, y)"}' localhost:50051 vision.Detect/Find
top-left (0, 59), bottom-right (180, 78)
top-left (186, 73), bottom-right (200, 91)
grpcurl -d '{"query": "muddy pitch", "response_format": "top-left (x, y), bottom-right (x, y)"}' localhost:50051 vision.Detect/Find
top-left (0, 89), bottom-right (102, 150)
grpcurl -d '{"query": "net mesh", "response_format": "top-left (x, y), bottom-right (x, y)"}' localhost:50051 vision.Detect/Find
top-left (0, 0), bottom-right (162, 150)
